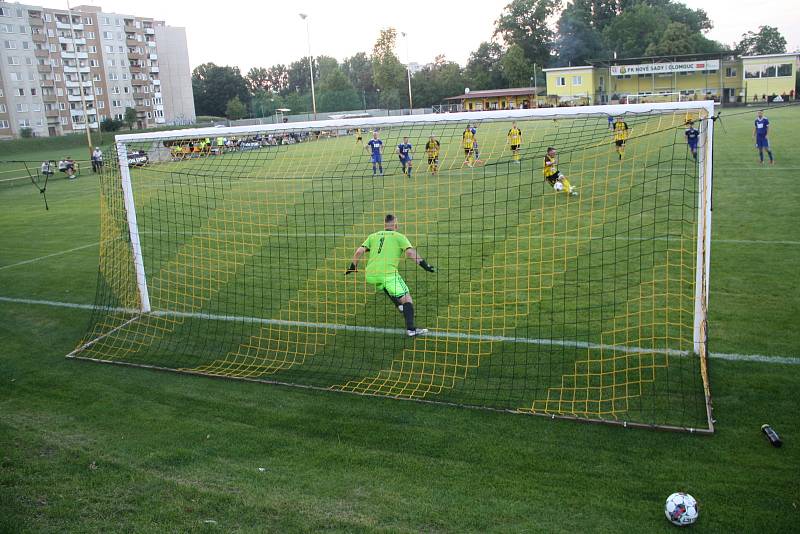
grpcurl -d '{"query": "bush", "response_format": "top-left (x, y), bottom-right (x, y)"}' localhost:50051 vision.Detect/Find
top-left (100, 117), bottom-right (124, 132)
top-left (19, 127), bottom-right (33, 138)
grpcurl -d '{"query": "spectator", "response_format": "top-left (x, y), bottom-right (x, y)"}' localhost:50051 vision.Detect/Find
top-left (59, 156), bottom-right (77, 179)
top-left (41, 160), bottom-right (54, 177)
top-left (91, 147), bottom-right (103, 173)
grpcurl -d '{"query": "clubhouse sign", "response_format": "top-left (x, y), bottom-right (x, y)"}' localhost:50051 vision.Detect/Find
top-left (610, 60), bottom-right (720, 76)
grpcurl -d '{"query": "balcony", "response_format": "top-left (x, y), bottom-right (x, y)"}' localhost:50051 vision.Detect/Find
top-left (127, 51), bottom-right (144, 60)
top-left (59, 36), bottom-right (87, 46)
top-left (129, 64), bottom-right (142, 73)
top-left (148, 53), bottom-right (157, 60)
top-left (149, 66), bottom-right (159, 73)
top-left (34, 48), bottom-right (49, 57)
top-left (131, 78), bottom-right (148, 86)
top-left (41, 94), bottom-right (57, 103)
top-left (40, 79), bottom-right (55, 87)
top-left (37, 64), bottom-right (52, 73)
top-left (147, 42), bottom-right (156, 48)
top-left (32, 33), bottom-right (47, 43)
top-left (29, 16), bottom-right (45, 27)
top-left (61, 51), bottom-right (89, 60)
top-left (56, 21), bottom-right (83, 31)
top-left (63, 65), bottom-right (91, 74)
top-left (151, 79), bottom-right (161, 86)
top-left (68, 93), bottom-right (94, 102)
top-left (126, 37), bottom-right (139, 46)
top-left (64, 80), bottom-right (92, 88)
top-left (45, 109), bottom-right (60, 118)
top-left (71, 122), bottom-right (99, 130)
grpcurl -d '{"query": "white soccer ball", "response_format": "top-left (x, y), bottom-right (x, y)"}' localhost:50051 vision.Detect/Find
top-left (553, 181), bottom-right (564, 192)
top-left (665, 492), bottom-right (699, 526)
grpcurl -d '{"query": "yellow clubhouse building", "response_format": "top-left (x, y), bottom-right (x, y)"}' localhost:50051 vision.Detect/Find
top-left (444, 53), bottom-right (798, 111)
top-left (542, 53), bottom-right (799, 106)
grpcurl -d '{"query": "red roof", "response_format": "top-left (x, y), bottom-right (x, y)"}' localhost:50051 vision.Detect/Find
top-left (444, 87), bottom-right (539, 100)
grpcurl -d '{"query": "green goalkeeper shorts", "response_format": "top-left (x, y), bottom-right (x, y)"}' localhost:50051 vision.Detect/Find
top-left (367, 272), bottom-right (409, 298)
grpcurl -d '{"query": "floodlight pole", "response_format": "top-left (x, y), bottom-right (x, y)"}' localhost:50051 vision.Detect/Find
top-left (299, 13), bottom-right (317, 120)
top-left (401, 31), bottom-right (413, 112)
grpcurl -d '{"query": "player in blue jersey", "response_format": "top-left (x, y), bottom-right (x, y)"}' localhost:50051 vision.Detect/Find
top-left (753, 110), bottom-right (774, 165)
top-left (685, 120), bottom-right (700, 160)
top-left (396, 136), bottom-right (413, 177)
top-left (366, 131), bottom-right (384, 176)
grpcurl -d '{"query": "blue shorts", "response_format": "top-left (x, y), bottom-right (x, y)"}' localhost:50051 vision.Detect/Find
top-left (756, 137), bottom-right (770, 149)
top-left (399, 155), bottom-right (412, 164)
top-left (688, 140), bottom-right (698, 150)
top-left (371, 154), bottom-right (382, 163)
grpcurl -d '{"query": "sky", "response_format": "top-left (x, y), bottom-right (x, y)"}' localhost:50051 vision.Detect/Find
top-left (30, 0), bottom-right (800, 71)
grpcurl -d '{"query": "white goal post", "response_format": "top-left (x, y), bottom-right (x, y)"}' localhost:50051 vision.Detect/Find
top-left (624, 92), bottom-right (683, 104)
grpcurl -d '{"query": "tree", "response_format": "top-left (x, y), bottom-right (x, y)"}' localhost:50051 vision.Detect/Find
top-left (245, 67), bottom-right (270, 94)
top-left (493, 0), bottom-right (562, 67)
top-left (465, 41), bottom-right (506, 90)
top-left (502, 44), bottom-right (534, 86)
top-left (266, 64), bottom-right (289, 94)
top-left (555, 0), bottom-right (605, 66)
top-left (734, 26), bottom-right (787, 56)
top-left (192, 63), bottom-right (251, 117)
top-left (371, 28), bottom-right (407, 104)
top-left (286, 57), bottom-right (317, 95)
top-left (342, 52), bottom-right (376, 106)
top-left (225, 96), bottom-right (246, 120)
top-left (645, 21), bottom-right (725, 56)
top-left (602, 3), bottom-right (669, 58)
top-left (410, 59), bottom-right (465, 107)
top-left (123, 107), bottom-right (137, 130)
top-left (100, 116), bottom-right (123, 132)
top-left (317, 68), bottom-right (361, 112)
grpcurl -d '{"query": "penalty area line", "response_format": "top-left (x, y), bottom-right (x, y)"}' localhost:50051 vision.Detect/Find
top-left (1, 295), bottom-right (798, 366)
top-left (0, 242), bottom-right (100, 271)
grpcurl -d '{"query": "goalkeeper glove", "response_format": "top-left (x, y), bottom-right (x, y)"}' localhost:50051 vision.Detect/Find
top-left (345, 262), bottom-right (357, 275)
top-left (419, 259), bottom-right (436, 273)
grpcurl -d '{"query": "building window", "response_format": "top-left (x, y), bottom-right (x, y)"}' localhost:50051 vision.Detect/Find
top-left (0, 23), bottom-right (12, 33)
top-left (30, 88), bottom-right (37, 95)
top-left (744, 66), bottom-right (761, 79)
top-left (776, 63), bottom-right (792, 77)
top-left (97, 100), bottom-right (104, 109)
top-left (0, 120), bottom-right (9, 129)
top-left (16, 103), bottom-right (28, 112)
top-left (572, 75), bottom-right (582, 85)
top-left (21, 40), bottom-right (29, 49)
top-left (103, 31), bottom-right (112, 39)
top-left (105, 45), bottom-right (113, 53)
top-left (16, 87), bottom-right (24, 96)
top-left (0, 104), bottom-right (6, 112)
top-left (95, 86), bottom-right (103, 95)
top-left (87, 33), bottom-right (95, 40)
top-left (725, 67), bottom-right (737, 78)
top-left (84, 17), bottom-right (93, 25)
top-left (7, 55), bottom-right (19, 65)
top-left (18, 119), bottom-right (31, 127)
top-left (556, 76), bottom-right (565, 87)
top-left (4, 39), bottom-right (17, 49)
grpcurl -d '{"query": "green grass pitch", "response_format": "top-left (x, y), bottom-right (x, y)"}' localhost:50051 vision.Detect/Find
top-left (1, 106), bottom-right (798, 531)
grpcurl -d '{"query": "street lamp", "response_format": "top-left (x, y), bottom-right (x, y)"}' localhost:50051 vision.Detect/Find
top-left (400, 31), bottom-right (413, 113)
top-left (299, 13), bottom-right (317, 120)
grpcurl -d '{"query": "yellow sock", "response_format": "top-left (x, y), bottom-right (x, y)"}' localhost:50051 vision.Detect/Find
top-left (561, 177), bottom-right (572, 192)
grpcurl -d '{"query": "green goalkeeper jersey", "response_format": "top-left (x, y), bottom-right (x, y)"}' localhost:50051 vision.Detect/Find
top-left (362, 230), bottom-right (412, 279)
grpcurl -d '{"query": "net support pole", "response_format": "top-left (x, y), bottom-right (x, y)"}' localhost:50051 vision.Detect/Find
top-left (117, 139), bottom-right (151, 313)
top-left (693, 107), bottom-right (714, 354)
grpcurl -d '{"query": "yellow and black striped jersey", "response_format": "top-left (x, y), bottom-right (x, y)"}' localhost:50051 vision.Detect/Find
top-left (543, 155), bottom-right (558, 178)
top-left (425, 140), bottom-right (440, 156)
top-left (613, 121), bottom-right (629, 141)
top-left (507, 127), bottom-right (522, 145)
top-left (462, 128), bottom-right (475, 149)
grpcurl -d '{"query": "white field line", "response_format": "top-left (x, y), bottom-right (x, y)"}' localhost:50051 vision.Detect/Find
top-left (1, 295), bottom-right (797, 366)
top-left (0, 242), bottom-right (99, 271)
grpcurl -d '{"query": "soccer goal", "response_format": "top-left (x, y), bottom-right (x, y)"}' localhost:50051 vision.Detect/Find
top-left (70, 101), bottom-right (715, 432)
top-left (624, 92), bottom-right (683, 105)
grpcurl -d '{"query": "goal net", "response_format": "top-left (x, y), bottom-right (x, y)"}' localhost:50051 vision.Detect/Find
top-left (71, 102), bottom-right (714, 432)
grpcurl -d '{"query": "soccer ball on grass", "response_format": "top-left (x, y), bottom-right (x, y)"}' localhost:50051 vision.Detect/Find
top-left (664, 492), bottom-right (699, 526)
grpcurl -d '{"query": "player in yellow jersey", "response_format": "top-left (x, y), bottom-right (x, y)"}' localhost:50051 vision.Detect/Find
top-left (543, 147), bottom-right (577, 196)
top-left (613, 116), bottom-right (630, 160)
top-left (355, 128), bottom-right (363, 145)
top-left (346, 214), bottom-right (436, 337)
top-left (425, 135), bottom-right (441, 175)
top-left (462, 124), bottom-right (476, 167)
top-left (507, 121), bottom-right (522, 162)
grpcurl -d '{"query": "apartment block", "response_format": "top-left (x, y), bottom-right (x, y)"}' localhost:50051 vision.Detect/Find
top-left (0, 2), bottom-right (195, 138)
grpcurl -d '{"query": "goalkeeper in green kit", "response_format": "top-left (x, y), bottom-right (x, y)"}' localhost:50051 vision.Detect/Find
top-left (346, 214), bottom-right (435, 337)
